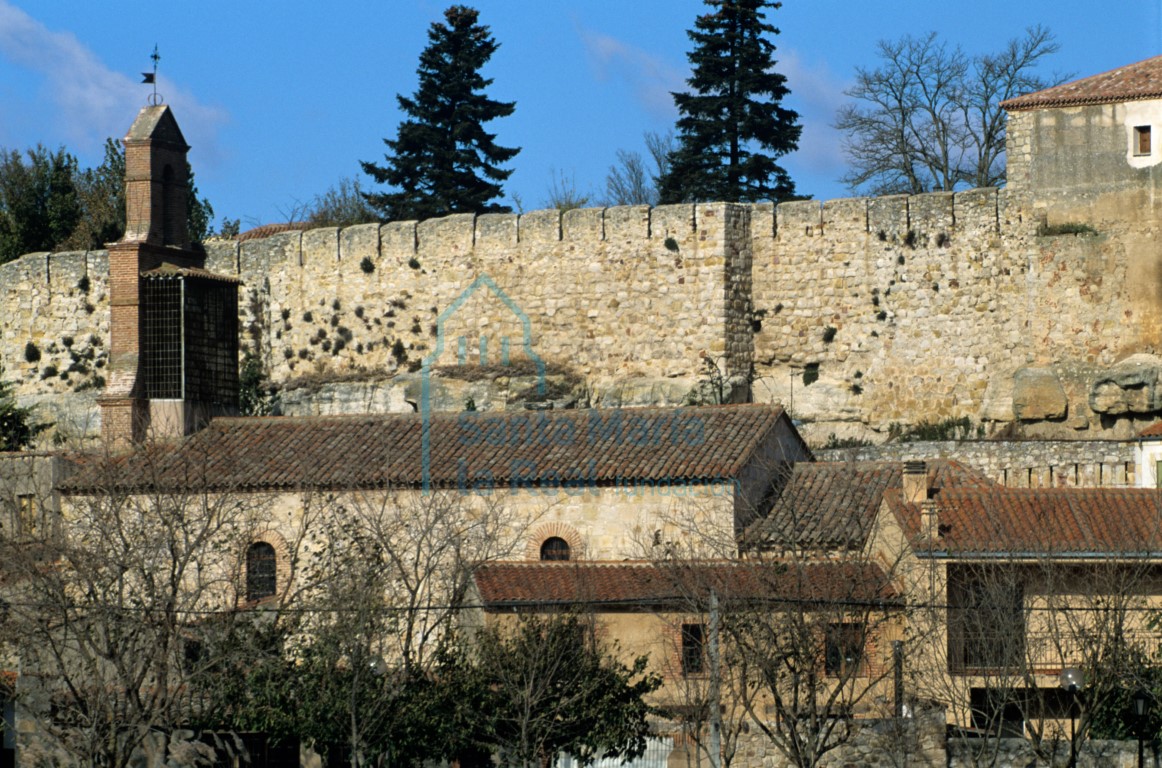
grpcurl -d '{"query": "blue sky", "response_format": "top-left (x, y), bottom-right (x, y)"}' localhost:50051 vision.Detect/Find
top-left (0, 1), bottom-right (1158, 230)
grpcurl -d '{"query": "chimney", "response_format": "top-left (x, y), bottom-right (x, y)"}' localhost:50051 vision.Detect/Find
top-left (920, 501), bottom-right (941, 540)
top-left (902, 460), bottom-right (930, 504)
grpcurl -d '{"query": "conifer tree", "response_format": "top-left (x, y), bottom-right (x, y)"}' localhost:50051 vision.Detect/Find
top-left (0, 361), bottom-right (43, 450)
top-left (361, 6), bottom-right (519, 221)
top-left (658, 0), bottom-right (801, 204)
top-left (0, 146), bottom-right (81, 265)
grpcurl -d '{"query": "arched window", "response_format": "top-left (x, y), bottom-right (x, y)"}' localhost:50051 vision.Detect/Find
top-left (246, 542), bottom-right (277, 601)
top-left (540, 536), bottom-right (571, 561)
top-left (161, 164), bottom-right (175, 244)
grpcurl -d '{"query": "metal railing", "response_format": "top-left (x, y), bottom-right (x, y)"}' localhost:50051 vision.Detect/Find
top-left (950, 632), bottom-right (1162, 676)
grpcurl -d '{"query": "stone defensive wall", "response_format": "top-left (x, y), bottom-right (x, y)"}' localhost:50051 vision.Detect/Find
top-left (750, 187), bottom-right (1162, 443)
top-left (3, 188), bottom-right (1161, 445)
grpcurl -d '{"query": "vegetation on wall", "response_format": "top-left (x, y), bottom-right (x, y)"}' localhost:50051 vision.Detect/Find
top-left (888, 415), bottom-right (981, 442)
top-left (239, 354), bottom-right (279, 416)
top-left (0, 361), bottom-right (44, 450)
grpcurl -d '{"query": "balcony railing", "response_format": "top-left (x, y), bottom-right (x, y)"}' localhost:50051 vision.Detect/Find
top-left (950, 632), bottom-right (1162, 676)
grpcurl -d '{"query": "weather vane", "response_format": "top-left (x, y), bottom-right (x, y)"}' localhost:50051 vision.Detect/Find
top-left (142, 45), bottom-right (163, 106)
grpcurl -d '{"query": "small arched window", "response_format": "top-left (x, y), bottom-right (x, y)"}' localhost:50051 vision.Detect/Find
top-left (540, 536), bottom-right (571, 561)
top-left (246, 542), bottom-right (277, 601)
top-left (161, 164), bottom-right (176, 244)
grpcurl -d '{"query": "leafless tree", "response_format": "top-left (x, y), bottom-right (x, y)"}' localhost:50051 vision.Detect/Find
top-left (912, 545), bottom-right (1161, 765)
top-left (543, 169), bottom-right (592, 211)
top-left (604, 131), bottom-right (675, 207)
top-left (286, 487), bottom-right (534, 768)
top-left (0, 442), bottom-right (300, 768)
top-left (644, 463), bottom-right (913, 768)
top-left (836, 26), bottom-right (1062, 195)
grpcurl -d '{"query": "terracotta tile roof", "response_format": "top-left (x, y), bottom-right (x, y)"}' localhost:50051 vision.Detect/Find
top-left (140, 262), bottom-right (242, 284)
top-left (473, 560), bottom-right (899, 610)
top-left (235, 222), bottom-right (312, 242)
top-left (1139, 422), bottom-right (1162, 439)
top-left (744, 460), bottom-right (994, 551)
top-left (60, 404), bottom-right (792, 494)
top-left (1002, 55), bottom-right (1162, 111)
top-left (894, 487), bottom-right (1162, 556)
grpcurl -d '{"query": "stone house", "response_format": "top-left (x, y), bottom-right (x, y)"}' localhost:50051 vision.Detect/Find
top-left (462, 452), bottom-right (1162, 766)
top-left (761, 460), bottom-right (1162, 754)
top-left (0, 402), bottom-right (814, 768)
top-left (1003, 54), bottom-right (1162, 226)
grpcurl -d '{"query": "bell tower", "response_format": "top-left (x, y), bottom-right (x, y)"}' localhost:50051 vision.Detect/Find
top-left (122, 105), bottom-right (191, 248)
top-left (99, 105), bottom-right (239, 448)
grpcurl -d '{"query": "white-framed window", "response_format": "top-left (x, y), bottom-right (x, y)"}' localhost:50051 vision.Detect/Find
top-left (1135, 125), bottom-right (1152, 156)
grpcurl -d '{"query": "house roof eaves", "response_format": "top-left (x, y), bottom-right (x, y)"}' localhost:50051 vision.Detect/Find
top-left (915, 550), bottom-right (1162, 561)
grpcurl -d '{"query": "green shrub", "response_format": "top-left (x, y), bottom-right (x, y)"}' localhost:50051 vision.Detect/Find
top-left (888, 416), bottom-right (977, 443)
top-left (1038, 221), bottom-right (1098, 237)
top-left (823, 433), bottom-right (873, 449)
top-left (0, 362), bottom-right (45, 450)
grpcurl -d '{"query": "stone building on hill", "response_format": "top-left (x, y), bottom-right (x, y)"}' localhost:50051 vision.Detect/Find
top-left (1003, 54), bottom-right (1162, 226)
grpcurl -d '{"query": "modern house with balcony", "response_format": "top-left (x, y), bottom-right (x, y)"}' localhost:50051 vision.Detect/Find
top-left (735, 458), bottom-right (1162, 743)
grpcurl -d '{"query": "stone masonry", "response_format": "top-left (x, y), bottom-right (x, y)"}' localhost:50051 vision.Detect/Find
top-left (3, 183), bottom-right (1162, 446)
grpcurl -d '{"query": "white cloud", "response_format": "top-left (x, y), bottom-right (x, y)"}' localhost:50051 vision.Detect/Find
top-left (0, 1), bottom-right (227, 163)
top-left (777, 48), bottom-right (852, 182)
top-left (578, 26), bottom-right (684, 120)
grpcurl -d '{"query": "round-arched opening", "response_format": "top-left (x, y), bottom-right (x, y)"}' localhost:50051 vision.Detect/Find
top-left (246, 541), bottom-right (277, 601)
top-left (540, 536), bottom-right (571, 561)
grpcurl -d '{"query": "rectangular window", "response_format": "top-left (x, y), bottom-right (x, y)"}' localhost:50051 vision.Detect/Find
top-left (949, 566), bottom-right (1025, 673)
top-left (1136, 125), bottom-right (1152, 156)
top-left (16, 495), bottom-right (37, 538)
top-left (1155, 459), bottom-right (1162, 489)
top-left (824, 623), bottom-right (865, 677)
top-left (681, 623), bottom-right (705, 676)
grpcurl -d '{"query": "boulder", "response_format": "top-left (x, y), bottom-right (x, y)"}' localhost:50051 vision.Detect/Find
top-left (979, 372), bottom-right (1016, 422)
top-left (1089, 353), bottom-right (1162, 415)
top-left (592, 378), bottom-right (693, 408)
top-left (1012, 367), bottom-right (1067, 421)
top-left (784, 378), bottom-right (863, 422)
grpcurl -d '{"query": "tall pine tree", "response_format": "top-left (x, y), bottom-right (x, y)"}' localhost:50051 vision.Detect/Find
top-left (658, 0), bottom-right (801, 204)
top-left (362, 6), bottom-right (519, 221)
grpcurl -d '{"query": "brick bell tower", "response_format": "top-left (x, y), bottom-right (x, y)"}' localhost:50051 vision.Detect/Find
top-left (98, 105), bottom-right (240, 447)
